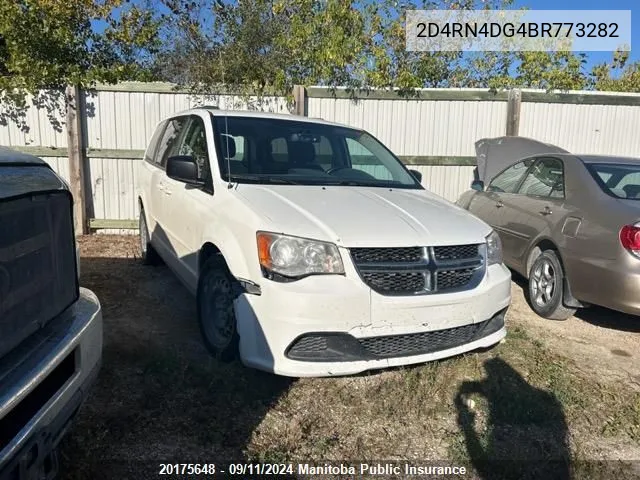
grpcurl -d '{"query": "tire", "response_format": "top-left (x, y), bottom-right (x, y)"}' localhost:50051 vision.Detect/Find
top-left (139, 207), bottom-right (161, 265)
top-left (527, 250), bottom-right (576, 320)
top-left (197, 257), bottom-right (239, 362)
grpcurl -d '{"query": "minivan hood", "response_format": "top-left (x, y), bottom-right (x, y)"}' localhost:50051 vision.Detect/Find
top-left (235, 185), bottom-right (492, 247)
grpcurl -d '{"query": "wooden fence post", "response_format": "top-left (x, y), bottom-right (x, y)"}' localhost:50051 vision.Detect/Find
top-left (66, 85), bottom-right (88, 235)
top-left (292, 85), bottom-right (307, 116)
top-left (506, 88), bottom-right (522, 136)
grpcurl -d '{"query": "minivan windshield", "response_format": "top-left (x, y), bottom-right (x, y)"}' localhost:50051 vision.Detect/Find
top-left (211, 116), bottom-right (422, 189)
top-left (586, 163), bottom-right (640, 200)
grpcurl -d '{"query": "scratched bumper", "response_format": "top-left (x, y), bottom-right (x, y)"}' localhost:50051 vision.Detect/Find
top-left (235, 264), bottom-right (511, 377)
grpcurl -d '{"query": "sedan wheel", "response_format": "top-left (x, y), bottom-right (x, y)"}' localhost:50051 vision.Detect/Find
top-left (530, 258), bottom-right (556, 308)
top-left (527, 250), bottom-right (576, 320)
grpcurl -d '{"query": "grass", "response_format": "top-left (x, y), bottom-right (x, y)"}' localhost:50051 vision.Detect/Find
top-left (59, 236), bottom-right (640, 479)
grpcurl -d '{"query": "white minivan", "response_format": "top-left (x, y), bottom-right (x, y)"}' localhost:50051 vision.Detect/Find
top-left (136, 108), bottom-right (511, 377)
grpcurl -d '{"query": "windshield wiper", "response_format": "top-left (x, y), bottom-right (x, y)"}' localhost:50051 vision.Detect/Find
top-left (227, 174), bottom-right (300, 185)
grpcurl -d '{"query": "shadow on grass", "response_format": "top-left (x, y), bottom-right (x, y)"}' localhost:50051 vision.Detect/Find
top-left (59, 256), bottom-right (294, 479)
top-left (511, 271), bottom-right (640, 333)
top-left (456, 358), bottom-right (570, 480)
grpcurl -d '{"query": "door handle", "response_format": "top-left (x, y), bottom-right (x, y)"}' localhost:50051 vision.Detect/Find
top-left (495, 201), bottom-right (504, 208)
top-left (540, 206), bottom-right (553, 216)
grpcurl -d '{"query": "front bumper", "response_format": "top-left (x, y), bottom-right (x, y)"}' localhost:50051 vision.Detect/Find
top-left (0, 288), bottom-right (102, 479)
top-left (236, 264), bottom-right (511, 377)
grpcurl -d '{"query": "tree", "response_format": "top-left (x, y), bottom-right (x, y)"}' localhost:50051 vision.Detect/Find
top-left (592, 49), bottom-right (640, 93)
top-left (156, 0), bottom-right (369, 96)
top-left (0, 0), bottom-right (160, 131)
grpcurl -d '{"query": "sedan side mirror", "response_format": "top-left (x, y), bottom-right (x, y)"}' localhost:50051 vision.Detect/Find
top-left (408, 169), bottom-right (423, 183)
top-left (166, 156), bottom-right (205, 187)
top-left (471, 180), bottom-right (484, 191)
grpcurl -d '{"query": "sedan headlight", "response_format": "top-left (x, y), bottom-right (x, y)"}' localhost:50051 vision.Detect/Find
top-left (486, 230), bottom-right (503, 266)
top-left (257, 232), bottom-right (344, 280)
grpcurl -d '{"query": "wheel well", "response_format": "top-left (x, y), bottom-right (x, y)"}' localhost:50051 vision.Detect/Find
top-left (525, 239), bottom-right (559, 277)
top-left (525, 238), bottom-right (585, 308)
top-left (199, 242), bottom-right (226, 273)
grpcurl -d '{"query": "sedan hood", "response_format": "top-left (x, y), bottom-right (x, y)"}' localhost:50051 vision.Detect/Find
top-left (235, 185), bottom-right (492, 247)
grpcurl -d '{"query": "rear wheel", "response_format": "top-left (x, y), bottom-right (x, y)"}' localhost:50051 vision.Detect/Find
top-left (527, 250), bottom-right (576, 320)
top-left (197, 258), bottom-right (239, 361)
top-left (139, 207), bottom-right (161, 265)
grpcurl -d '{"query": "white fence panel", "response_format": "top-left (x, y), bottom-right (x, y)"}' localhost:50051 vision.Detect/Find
top-left (83, 90), bottom-right (290, 150)
top-left (3, 85), bottom-right (640, 231)
top-left (520, 102), bottom-right (640, 156)
top-left (414, 165), bottom-right (475, 202)
top-left (308, 96), bottom-right (507, 156)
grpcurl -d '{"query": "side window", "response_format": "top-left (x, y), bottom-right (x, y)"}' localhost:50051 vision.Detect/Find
top-left (178, 116), bottom-right (211, 181)
top-left (487, 160), bottom-right (532, 193)
top-left (346, 137), bottom-right (393, 180)
top-left (518, 158), bottom-right (564, 198)
top-left (145, 121), bottom-right (167, 165)
top-left (155, 116), bottom-right (189, 168)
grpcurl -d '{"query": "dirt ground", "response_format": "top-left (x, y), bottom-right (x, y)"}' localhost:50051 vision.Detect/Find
top-left (59, 235), bottom-right (640, 479)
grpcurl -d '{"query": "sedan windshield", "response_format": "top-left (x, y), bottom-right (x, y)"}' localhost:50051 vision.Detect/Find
top-left (586, 163), bottom-right (640, 200)
top-left (211, 116), bottom-right (421, 189)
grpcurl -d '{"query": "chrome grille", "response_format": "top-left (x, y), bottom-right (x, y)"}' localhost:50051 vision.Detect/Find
top-left (350, 244), bottom-right (484, 296)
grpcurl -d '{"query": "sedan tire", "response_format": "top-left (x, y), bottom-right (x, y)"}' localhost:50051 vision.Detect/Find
top-left (527, 250), bottom-right (576, 320)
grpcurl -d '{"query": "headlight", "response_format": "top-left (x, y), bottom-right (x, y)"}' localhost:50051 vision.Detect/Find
top-left (485, 230), bottom-right (503, 266)
top-left (257, 232), bottom-right (344, 280)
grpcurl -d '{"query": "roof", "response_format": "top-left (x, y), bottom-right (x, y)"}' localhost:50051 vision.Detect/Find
top-left (185, 108), bottom-right (353, 129)
top-left (0, 147), bottom-right (46, 165)
top-left (578, 154), bottom-right (640, 165)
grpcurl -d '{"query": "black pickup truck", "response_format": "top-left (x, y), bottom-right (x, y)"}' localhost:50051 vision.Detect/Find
top-left (0, 147), bottom-right (102, 480)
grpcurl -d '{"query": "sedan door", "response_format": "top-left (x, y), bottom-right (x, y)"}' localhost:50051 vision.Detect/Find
top-left (467, 159), bottom-right (532, 266)
top-left (500, 157), bottom-right (568, 272)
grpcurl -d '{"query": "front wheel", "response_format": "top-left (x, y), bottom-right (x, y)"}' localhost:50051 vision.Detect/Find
top-left (527, 250), bottom-right (576, 320)
top-left (197, 258), bottom-right (239, 361)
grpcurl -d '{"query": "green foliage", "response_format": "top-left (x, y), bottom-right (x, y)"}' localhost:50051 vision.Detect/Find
top-left (0, 0), bottom-right (160, 130)
top-left (0, 0), bottom-right (637, 131)
top-left (592, 49), bottom-right (640, 93)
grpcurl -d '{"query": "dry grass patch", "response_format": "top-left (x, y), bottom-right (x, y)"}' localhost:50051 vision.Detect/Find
top-left (60, 235), bottom-right (640, 480)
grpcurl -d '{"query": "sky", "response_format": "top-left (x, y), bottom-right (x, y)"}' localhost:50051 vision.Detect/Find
top-left (512, 0), bottom-right (638, 68)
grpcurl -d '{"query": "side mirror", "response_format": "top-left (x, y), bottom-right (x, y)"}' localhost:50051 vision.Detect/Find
top-left (471, 180), bottom-right (484, 191)
top-left (166, 156), bottom-right (204, 186)
top-left (408, 169), bottom-right (423, 183)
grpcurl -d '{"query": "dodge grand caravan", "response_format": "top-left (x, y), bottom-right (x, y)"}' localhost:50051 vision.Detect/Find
top-left (136, 110), bottom-right (510, 377)
top-left (0, 148), bottom-right (102, 478)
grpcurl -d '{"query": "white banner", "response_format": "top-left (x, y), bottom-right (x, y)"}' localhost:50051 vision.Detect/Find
top-left (406, 10), bottom-right (632, 52)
